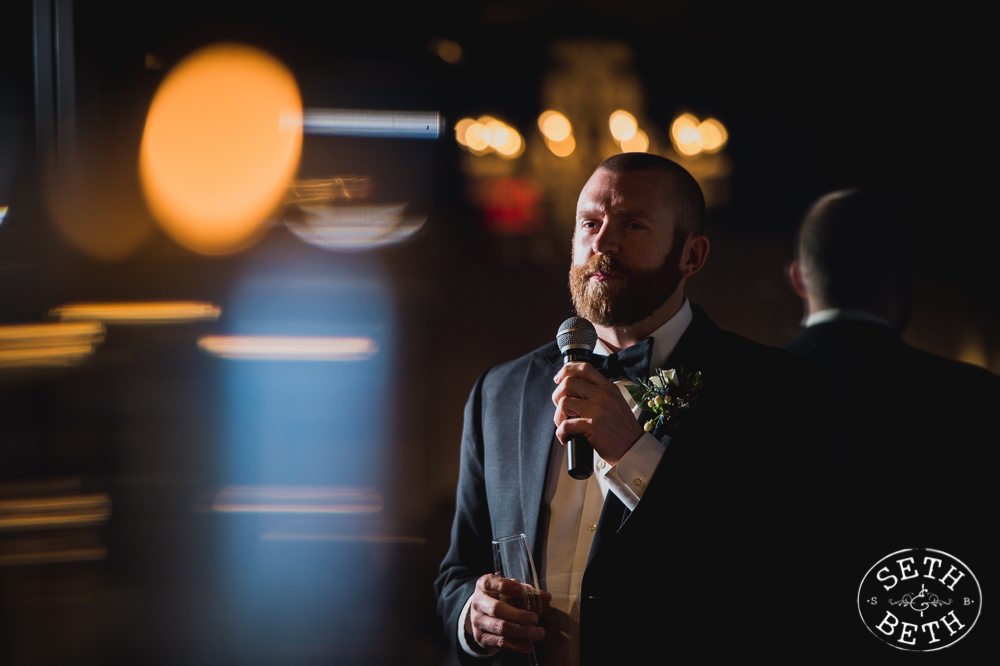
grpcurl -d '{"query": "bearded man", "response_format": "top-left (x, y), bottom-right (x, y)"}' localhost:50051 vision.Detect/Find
top-left (436, 153), bottom-right (833, 664)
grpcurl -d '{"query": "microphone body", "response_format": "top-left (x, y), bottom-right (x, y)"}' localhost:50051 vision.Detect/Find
top-left (556, 317), bottom-right (599, 480)
top-left (563, 347), bottom-right (595, 480)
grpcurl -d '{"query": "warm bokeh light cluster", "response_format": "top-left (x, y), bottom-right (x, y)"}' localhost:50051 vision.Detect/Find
top-left (609, 110), bottom-right (649, 153)
top-left (140, 44), bottom-right (303, 255)
top-left (670, 113), bottom-right (728, 156)
top-left (455, 116), bottom-right (524, 158)
top-left (538, 110), bottom-right (575, 157)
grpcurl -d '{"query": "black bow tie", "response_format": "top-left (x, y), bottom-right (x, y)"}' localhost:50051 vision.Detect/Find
top-left (592, 337), bottom-right (654, 383)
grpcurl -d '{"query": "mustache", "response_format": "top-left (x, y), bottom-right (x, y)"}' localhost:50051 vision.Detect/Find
top-left (583, 254), bottom-right (631, 278)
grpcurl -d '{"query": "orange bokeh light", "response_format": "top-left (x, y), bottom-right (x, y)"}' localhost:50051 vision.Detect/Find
top-left (140, 44), bottom-right (302, 255)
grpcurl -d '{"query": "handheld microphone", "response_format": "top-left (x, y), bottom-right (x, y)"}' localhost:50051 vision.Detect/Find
top-left (556, 317), bottom-right (599, 480)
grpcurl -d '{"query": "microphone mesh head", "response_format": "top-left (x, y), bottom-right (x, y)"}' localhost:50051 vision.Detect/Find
top-left (557, 317), bottom-right (598, 353)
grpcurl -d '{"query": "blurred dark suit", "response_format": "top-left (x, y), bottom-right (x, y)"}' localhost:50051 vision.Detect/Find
top-left (786, 317), bottom-right (999, 658)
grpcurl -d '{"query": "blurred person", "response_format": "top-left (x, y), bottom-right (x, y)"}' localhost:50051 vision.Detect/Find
top-left (436, 153), bottom-right (833, 664)
top-left (786, 189), bottom-right (999, 655)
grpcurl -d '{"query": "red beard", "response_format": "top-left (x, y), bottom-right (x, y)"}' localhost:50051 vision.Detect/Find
top-left (568, 247), bottom-right (683, 327)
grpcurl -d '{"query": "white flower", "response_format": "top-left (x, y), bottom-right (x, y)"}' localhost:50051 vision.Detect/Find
top-left (664, 368), bottom-right (679, 387)
top-left (649, 375), bottom-right (664, 388)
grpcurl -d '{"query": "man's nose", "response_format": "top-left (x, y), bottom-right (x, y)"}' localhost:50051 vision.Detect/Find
top-left (592, 222), bottom-right (619, 255)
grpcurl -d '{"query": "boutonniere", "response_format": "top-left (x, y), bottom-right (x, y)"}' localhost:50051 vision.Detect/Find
top-left (625, 367), bottom-right (704, 432)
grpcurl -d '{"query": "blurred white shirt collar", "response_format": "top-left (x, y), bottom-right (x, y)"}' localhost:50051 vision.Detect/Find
top-left (804, 308), bottom-right (891, 329)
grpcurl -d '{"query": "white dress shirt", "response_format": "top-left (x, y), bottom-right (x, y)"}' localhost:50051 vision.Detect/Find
top-left (458, 301), bottom-right (694, 663)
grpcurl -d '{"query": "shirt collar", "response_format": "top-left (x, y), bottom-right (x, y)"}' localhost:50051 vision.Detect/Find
top-left (593, 299), bottom-right (694, 371)
top-left (804, 308), bottom-right (892, 329)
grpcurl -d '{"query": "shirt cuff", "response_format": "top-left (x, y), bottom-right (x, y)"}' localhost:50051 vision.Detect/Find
top-left (458, 590), bottom-right (500, 658)
top-left (604, 433), bottom-right (665, 511)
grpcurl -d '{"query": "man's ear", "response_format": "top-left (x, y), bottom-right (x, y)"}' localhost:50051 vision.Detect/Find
top-left (681, 234), bottom-right (710, 279)
top-left (787, 259), bottom-right (809, 299)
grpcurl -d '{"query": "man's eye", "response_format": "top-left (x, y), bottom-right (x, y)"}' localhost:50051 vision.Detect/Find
top-left (627, 222), bottom-right (643, 230)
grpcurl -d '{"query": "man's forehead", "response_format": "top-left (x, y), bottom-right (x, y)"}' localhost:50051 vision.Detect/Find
top-left (576, 169), bottom-right (674, 217)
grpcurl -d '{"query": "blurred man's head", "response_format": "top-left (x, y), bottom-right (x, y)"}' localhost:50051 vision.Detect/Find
top-left (789, 189), bottom-right (913, 328)
top-left (571, 153), bottom-right (708, 329)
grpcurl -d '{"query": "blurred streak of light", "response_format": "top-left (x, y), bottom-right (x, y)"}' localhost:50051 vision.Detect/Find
top-left (545, 134), bottom-right (576, 157)
top-left (140, 44), bottom-right (303, 255)
top-left (538, 111), bottom-right (572, 142)
top-left (0, 494), bottom-right (111, 531)
top-left (296, 109), bottom-right (442, 139)
top-left (51, 301), bottom-right (220, 324)
top-left (198, 335), bottom-right (379, 361)
top-left (430, 38), bottom-right (463, 64)
top-left (609, 110), bottom-right (638, 141)
top-left (286, 177), bottom-right (371, 206)
top-left (0, 534), bottom-right (107, 566)
top-left (288, 204), bottom-right (425, 250)
top-left (620, 128), bottom-right (649, 153)
top-left (0, 322), bottom-right (104, 368)
top-left (213, 486), bottom-right (383, 513)
top-left (261, 533), bottom-right (426, 544)
top-left (0, 205), bottom-right (7, 224)
top-left (454, 118), bottom-right (476, 146)
top-left (698, 118), bottom-right (728, 152)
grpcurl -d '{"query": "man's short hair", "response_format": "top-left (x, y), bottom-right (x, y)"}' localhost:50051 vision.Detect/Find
top-left (796, 189), bottom-right (911, 309)
top-left (597, 153), bottom-right (706, 237)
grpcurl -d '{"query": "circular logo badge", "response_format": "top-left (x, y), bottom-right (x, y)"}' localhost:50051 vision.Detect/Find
top-left (858, 548), bottom-right (981, 651)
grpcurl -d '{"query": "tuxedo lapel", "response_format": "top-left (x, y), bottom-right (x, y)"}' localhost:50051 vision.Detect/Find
top-left (518, 350), bottom-right (559, 558)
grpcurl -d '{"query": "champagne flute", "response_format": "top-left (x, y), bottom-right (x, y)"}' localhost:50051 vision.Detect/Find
top-left (492, 533), bottom-right (543, 666)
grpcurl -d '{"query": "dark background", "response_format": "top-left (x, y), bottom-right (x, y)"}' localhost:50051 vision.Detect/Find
top-left (0, 1), bottom-right (995, 663)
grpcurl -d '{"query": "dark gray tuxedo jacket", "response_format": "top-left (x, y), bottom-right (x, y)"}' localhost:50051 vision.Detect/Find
top-left (437, 306), bottom-right (835, 663)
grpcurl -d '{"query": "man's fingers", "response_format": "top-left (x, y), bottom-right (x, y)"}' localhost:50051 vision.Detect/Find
top-left (553, 362), bottom-right (611, 386)
top-left (472, 631), bottom-right (536, 654)
top-left (551, 375), bottom-right (603, 405)
top-left (471, 610), bottom-right (545, 643)
top-left (478, 574), bottom-right (538, 600)
top-left (553, 395), bottom-right (599, 429)
top-left (470, 574), bottom-right (547, 652)
top-left (556, 417), bottom-right (590, 445)
top-left (472, 590), bottom-right (539, 625)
